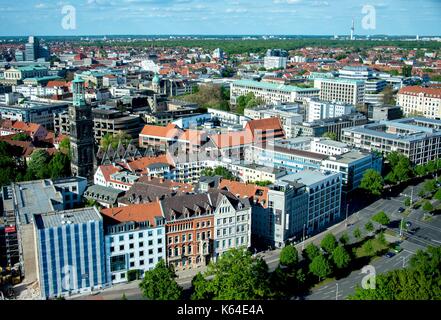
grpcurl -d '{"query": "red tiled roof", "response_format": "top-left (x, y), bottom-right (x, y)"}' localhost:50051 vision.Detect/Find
top-left (245, 118), bottom-right (285, 140)
top-left (218, 179), bottom-right (269, 208)
top-left (209, 131), bottom-right (253, 149)
top-left (140, 123), bottom-right (181, 139)
top-left (123, 154), bottom-right (173, 174)
top-left (398, 86), bottom-right (441, 98)
top-left (98, 164), bottom-right (122, 182)
top-left (101, 201), bottom-right (163, 225)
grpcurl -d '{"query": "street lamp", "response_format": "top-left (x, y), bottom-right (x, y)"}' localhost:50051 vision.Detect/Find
top-left (301, 224), bottom-right (306, 251)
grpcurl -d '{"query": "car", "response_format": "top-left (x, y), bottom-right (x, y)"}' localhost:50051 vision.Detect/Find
top-left (398, 207), bottom-right (405, 213)
top-left (385, 252), bottom-right (395, 258)
top-left (406, 221), bottom-right (412, 228)
top-left (392, 245), bottom-right (403, 253)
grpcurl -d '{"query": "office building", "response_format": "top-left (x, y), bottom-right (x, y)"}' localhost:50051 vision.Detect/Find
top-left (306, 98), bottom-right (355, 121)
top-left (310, 138), bottom-right (350, 156)
top-left (101, 203), bottom-right (166, 284)
top-left (338, 66), bottom-right (375, 81)
top-left (280, 170), bottom-right (342, 235)
top-left (230, 80), bottom-right (319, 106)
top-left (0, 100), bottom-right (68, 131)
top-left (368, 105), bottom-right (403, 121)
top-left (342, 117), bottom-right (441, 165)
top-left (320, 150), bottom-right (382, 193)
top-left (33, 207), bottom-right (108, 299)
top-left (314, 78), bottom-right (365, 105)
top-left (397, 86), bottom-right (441, 120)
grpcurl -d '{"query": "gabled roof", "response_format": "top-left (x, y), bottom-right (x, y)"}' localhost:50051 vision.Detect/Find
top-left (218, 179), bottom-right (269, 208)
top-left (97, 164), bottom-right (122, 182)
top-left (122, 154), bottom-right (173, 174)
top-left (101, 201), bottom-right (163, 225)
top-left (209, 131), bottom-right (253, 149)
top-left (140, 123), bottom-right (182, 139)
top-left (245, 118), bottom-right (285, 140)
top-left (398, 86), bottom-right (441, 98)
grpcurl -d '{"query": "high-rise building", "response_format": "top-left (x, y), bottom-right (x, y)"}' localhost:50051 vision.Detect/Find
top-left (69, 75), bottom-right (95, 181)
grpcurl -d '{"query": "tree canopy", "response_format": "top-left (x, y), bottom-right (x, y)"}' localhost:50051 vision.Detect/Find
top-left (360, 169), bottom-right (384, 196)
top-left (331, 246), bottom-right (351, 269)
top-left (191, 248), bottom-right (271, 300)
top-left (320, 234), bottom-right (338, 254)
top-left (372, 211), bottom-right (390, 226)
top-left (349, 246), bottom-right (441, 300)
top-left (201, 166), bottom-right (235, 180)
top-left (139, 259), bottom-right (183, 300)
top-left (309, 254), bottom-right (332, 281)
top-left (279, 245), bottom-right (299, 268)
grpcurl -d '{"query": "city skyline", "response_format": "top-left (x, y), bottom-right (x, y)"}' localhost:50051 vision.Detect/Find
top-left (0, 0), bottom-right (440, 37)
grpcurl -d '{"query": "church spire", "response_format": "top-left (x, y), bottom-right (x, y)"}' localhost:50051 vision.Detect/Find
top-left (72, 74), bottom-right (86, 107)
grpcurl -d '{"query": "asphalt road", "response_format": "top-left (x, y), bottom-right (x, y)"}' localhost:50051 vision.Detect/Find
top-left (305, 240), bottom-right (424, 300)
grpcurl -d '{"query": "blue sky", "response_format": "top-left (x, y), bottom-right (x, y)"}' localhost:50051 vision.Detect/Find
top-left (0, 0), bottom-right (440, 36)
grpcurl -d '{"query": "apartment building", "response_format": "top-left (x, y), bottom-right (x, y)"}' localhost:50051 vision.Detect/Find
top-left (314, 78), bottom-right (365, 105)
top-left (264, 56), bottom-right (287, 70)
top-left (310, 138), bottom-right (350, 156)
top-left (397, 86), bottom-right (441, 120)
top-left (230, 80), bottom-right (319, 106)
top-left (33, 207), bottom-right (108, 299)
top-left (342, 117), bottom-right (441, 165)
top-left (101, 202), bottom-right (166, 284)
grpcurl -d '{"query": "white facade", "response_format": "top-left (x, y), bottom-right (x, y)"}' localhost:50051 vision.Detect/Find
top-left (264, 56), bottom-right (287, 70)
top-left (106, 224), bottom-right (166, 284)
top-left (306, 98), bottom-right (355, 121)
top-left (213, 197), bottom-right (252, 259)
top-left (13, 85), bottom-right (65, 98)
top-left (310, 138), bottom-right (350, 156)
top-left (397, 88), bottom-right (441, 120)
top-left (314, 78), bottom-right (365, 105)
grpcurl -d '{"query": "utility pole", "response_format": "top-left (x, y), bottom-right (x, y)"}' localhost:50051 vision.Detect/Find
top-left (399, 217), bottom-right (404, 237)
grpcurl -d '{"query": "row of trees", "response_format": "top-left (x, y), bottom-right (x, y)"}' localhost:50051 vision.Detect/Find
top-left (201, 166), bottom-right (235, 180)
top-left (360, 152), bottom-right (441, 197)
top-left (349, 246), bottom-right (441, 300)
top-left (235, 92), bottom-right (263, 115)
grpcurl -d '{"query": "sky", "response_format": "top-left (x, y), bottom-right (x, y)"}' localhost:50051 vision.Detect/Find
top-left (0, 0), bottom-right (440, 36)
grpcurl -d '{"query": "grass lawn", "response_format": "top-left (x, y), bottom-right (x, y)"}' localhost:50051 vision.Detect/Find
top-left (354, 238), bottom-right (390, 259)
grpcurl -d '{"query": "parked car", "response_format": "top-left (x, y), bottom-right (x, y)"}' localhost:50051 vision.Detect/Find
top-left (406, 221), bottom-right (412, 228)
top-left (398, 207), bottom-right (405, 213)
top-left (385, 252), bottom-right (395, 258)
top-left (392, 245), bottom-right (403, 253)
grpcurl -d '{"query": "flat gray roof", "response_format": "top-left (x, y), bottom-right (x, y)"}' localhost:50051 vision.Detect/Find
top-left (12, 180), bottom-right (63, 225)
top-left (34, 207), bottom-right (102, 230)
top-left (281, 170), bottom-right (340, 186)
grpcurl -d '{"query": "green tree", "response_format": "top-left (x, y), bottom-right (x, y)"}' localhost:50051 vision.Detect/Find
top-left (27, 149), bottom-right (51, 179)
top-left (349, 246), bottom-right (441, 300)
top-left (361, 240), bottom-right (374, 256)
top-left (402, 65), bottom-right (413, 77)
top-left (422, 200), bottom-right (433, 213)
top-left (360, 169), bottom-right (384, 196)
top-left (404, 197), bottom-right (411, 207)
top-left (279, 245), bottom-right (299, 268)
top-left (59, 137), bottom-right (71, 158)
top-left (385, 152), bottom-right (413, 184)
top-left (11, 132), bottom-right (30, 141)
top-left (414, 164), bottom-right (427, 177)
top-left (101, 131), bottom-right (132, 150)
top-left (331, 246), bottom-right (351, 269)
top-left (377, 231), bottom-right (387, 246)
top-left (339, 233), bottom-right (349, 245)
top-left (194, 248), bottom-right (271, 300)
top-left (434, 189), bottom-right (441, 201)
top-left (320, 234), bottom-right (338, 254)
top-left (191, 272), bottom-right (213, 300)
top-left (372, 211), bottom-right (390, 226)
top-left (322, 132), bottom-right (338, 141)
top-left (139, 259), bottom-right (183, 300)
top-left (353, 227), bottom-right (362, 240)
top-left (303, 243), bottom-right (321, 261)
top-left (309, 255), bottom-right (332, 281)
top-left (201, 166), bottom-right (235, 180)
top-left (365, 222), bottom-right (374, 233)
top-left (48, 152), bottom-right (71, 179)
top-left (381, 85), bottom-right (396, 105)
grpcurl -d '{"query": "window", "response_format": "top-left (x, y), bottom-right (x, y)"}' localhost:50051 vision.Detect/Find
top-left (139, 251), bottom-right (144, 257)
top-left (148, 240), bottom-right (153, 246)
top-left (174, 236), bottom-right (179, 243)
top-left (158, 238), bottom-right (162, 244)
top-left (182, 234), bottom-right (186, 242)
top-left (188, 233), bottom-right (192, 241)
top-left (139, 242), bottom-right (144, 248)
top-left (110, 246), bottom-right (115, 253)
top-left (149, 249), bottom-right (153, 255)
top-left (129, 253), bottom-right (134, 258)
top-left (158, 248), bottom-right (163, 254)
top-left (129, 234), bottom-right (134, 240)
top-left (148, 230), bottom-right (153, 237)
top-left (129, 243), bottom-right (134, 249)
top-left (119, 245), bottom-right (124, 251)
top-left (130, 262), bottom-right (135, 268)
top-left (149, 258), bottom-right (154, 264)
top-left (140, 260), bottom-right (144, 266)
top-left (119, 235), bottom-right (124, 241)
